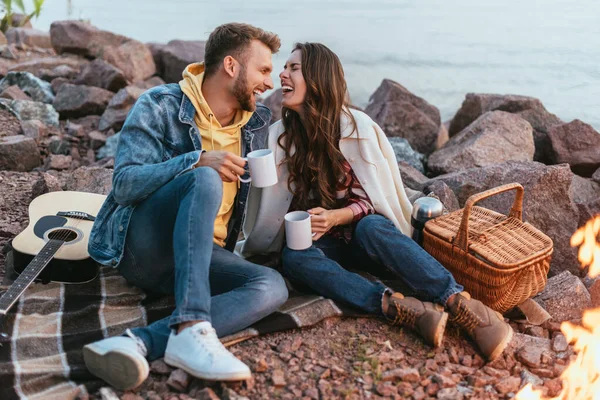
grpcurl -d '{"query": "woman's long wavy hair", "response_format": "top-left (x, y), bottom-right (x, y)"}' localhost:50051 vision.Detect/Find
top-left (278, 42), bottom-right (357, 210)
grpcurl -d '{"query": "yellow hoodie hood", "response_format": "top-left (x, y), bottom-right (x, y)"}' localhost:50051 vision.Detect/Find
top-left (179, 62), bottom-right (253, 150)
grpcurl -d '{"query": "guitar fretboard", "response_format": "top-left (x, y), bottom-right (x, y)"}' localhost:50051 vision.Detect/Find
top-left (0, 239), bottom-right (64, 314)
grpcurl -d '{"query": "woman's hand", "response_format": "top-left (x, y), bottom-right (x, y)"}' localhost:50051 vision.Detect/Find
top-left (308, 207), bottom-right (354, 241)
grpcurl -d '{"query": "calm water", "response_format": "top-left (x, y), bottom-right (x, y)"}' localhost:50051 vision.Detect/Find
top-left (37, 0), bottom-right (600, 128)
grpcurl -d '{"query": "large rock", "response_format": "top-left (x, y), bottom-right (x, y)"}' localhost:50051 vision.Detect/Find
top-left (398, 161), bottom-right (428, 191)
top-left (533, 271), bottom-right (591, 322)
top-left (365, 79), bottom-right (441, 155)
top-left (387, 137), bottom-right (425, 173)
top-left (593, 168), bottom-right (600, 184)
top-left (449, 93), bottom-right (547, 136)
top-left (515, 108), bottom-right (563, 163)
top-left (53, 83), bottom-right (113, 118)
top-left (74, 59), bottom-right (128, 92)
top-left (97, 132), bottom-right (120, 160)
top-left (134, 76), bottom-right (166, 90)
top-left (157, 40), bottom-right (205, 83)
top-left (5, 28), bottom-right (52, 49)
top-left (8, 55), bottom-right (87, 80)
top-left (0, 135), bottom-right (40, 171)
top-left (428, 111), bottom-right (534, 175)
top-left (0, 71), bottom-right (54, 103)
top-left (571, 175), bottom-right (600, 205)
top-left (547, 120), bottom-right (600, 177)
top-left (261, 88), bottom-right (282, 122)
top-left (63, 166), bottom-right (113, 195)
top-left (424, 161), bottom-right (580, 277)
top-left (422, 180), bottom-right (460, 212)
top-left (0, 85), bottom-right (30, 101)
top-left (98, 85), bottom-right (145, 131)
top-left (100, 39), bottom-right (156, 83)
top-left (0, 98), bottom-right (59, 127)
top-left (0, 105), bottom-right (22, 137)
top-left (50, 21), bottom-right (155, 82)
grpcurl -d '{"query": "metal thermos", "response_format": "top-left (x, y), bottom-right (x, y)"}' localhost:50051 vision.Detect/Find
top-left (411, 197), bottom-right (444, 246)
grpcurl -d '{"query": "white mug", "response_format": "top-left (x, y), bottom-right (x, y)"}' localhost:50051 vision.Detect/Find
top-left (285, 211), bottom-right (316, 250)
top-left (238, 149), bottom-right (278, 188)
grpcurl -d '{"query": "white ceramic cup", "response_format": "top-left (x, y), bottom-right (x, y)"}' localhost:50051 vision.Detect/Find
top-left (285, 211), bottom-right (316, 250)
top-left (238, 149), bottom-right (278, 188)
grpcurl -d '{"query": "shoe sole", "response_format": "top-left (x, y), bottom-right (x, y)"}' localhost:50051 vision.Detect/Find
top-left (487, 326), bottom-right (514, 361)
top-left (164, 355), bottom-right (251, 381)
top-left (83, 344), bottom-right (148, 390)
top-left (432, 312), bottom-right (448, 348)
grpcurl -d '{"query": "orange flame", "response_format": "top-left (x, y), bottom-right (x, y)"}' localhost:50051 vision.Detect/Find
top-left (516, 215), bottom-right (600, 400)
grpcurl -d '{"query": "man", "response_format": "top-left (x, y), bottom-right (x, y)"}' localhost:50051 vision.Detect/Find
top-left (82, 23), bottom-right (288, 390)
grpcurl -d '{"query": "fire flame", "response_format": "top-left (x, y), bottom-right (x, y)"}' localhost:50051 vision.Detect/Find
top-left (516, 215), bottom-right (600, 400)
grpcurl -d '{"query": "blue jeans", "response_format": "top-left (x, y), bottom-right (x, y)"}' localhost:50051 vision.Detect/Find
top-left (117, 167), bottom-right (289, 360)
top-left (282, 214), bottom-right (462, 315)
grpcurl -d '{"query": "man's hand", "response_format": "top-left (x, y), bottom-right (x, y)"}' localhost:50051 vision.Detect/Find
top-left (308, 207), bottom-right (354, 241)
top-left (196, 151), bottom-right (246, 182)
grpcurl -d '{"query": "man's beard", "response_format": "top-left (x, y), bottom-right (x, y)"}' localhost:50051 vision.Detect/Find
top-left (232, 65), bottom-right (256, 112)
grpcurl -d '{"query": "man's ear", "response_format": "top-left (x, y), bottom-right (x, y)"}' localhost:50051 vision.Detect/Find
top-left (223, 56), bottom-right (236, 78)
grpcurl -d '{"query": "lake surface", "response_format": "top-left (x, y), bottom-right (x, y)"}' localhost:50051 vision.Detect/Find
top-left (37, 0), bottom-right (600, 128)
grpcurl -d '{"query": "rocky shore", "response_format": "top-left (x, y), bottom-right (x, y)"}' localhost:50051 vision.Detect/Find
top-left (1, 19), bottom-right (600, 400)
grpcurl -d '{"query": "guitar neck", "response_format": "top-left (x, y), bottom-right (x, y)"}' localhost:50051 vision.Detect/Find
top-left (0, 239), bottom-right (65, 315)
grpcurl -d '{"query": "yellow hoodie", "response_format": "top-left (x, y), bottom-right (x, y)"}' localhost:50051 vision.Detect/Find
top-left (180, 63), bottom-right (253, 247)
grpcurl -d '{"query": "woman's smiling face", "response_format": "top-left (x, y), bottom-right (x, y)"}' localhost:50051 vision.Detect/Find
top-left (279, 49), bottom-right (307, 113)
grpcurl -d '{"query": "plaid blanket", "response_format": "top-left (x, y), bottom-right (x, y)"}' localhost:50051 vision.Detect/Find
top-left (0, 250), bottom-right (364, 400)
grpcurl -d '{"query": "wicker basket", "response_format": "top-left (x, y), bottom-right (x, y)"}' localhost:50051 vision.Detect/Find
top-left (422, 183), bottom-right (553, 313)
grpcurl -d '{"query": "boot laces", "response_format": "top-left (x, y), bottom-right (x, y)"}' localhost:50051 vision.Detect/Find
top-left (450, 298), bottom-right (483, 334)
top-left (389, 300), bottom-right (417, 328)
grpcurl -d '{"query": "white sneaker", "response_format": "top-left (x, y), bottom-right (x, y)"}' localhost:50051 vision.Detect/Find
top-left (83, 329), bottom-right (149, 390)
top-left (164, 321), bottom-right (251, 381)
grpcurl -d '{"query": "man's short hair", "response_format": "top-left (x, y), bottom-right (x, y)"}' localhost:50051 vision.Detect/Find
top-left (204, 23), bottom-right (281, 77)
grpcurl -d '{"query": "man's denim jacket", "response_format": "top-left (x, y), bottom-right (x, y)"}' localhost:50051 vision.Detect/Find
top-left (88, 83), bottom-right (271, 267)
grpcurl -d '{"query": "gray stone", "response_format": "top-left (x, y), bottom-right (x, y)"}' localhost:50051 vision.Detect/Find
top-left (0, 105), bottom-right (23, 137)
top-left (96, 132), bottom-right (120, 160)
top-left (428, 111), bottom-right (534, 175)
top-left (366, 79), bottom-right (441, 155)
top-left (21, 120), bottom-right (47, 140)
top-left (74, 58), bottom-right (128, 92)
top-left (422, 180), bottom-right (460, 212)
top-left (98, 85), bottom-right (145, 131)
top-left (592, 167), bottom-right (600, 184)
top-left (0, 98), bottom-right (60, 127)
top-left (0, 85), bottom-right (30, 101)
top-left (166, 368), bottom-right (190, 392)
top-left (387, 137), bottom-right (425, 173)
top-left (134, 75), bottom-right (166, 90)
top-left (520, 369), bottom-right (544, 389)
top-left (48, 154), bottom-right (72, 170)
top-left (533, 271), bottom-right (591, 322)
top-left (571, 175), bottom-right (600, 205)
top-left (551, 334), bottom-right (568, 352)
top-left (9, 55), bottom-right (87, 79)
top-left (516, 108), bottom-right (563, 163)
top-left (31, 172), bottom-right (62, 198)
top-left (88, 130), bottom-right (108, 150)
top-left (50, 77), bottom-right (69, 94)
top-left (398, 160), bottom-right (428, 190)
top-left (5, 28), bottom-right (52, 49)
top-left (0, 71), bottom-right (54, 103)
top-left (0, 135), bottom-right (40, 171)
top-left (53, 83), bottom-right (113, 118)
top-left (449, 93), bottom-right (548, 136)
top-left (261, 88), bottom-right (282, 122)
top-left (425, 161), bottom-right (580, 276)
top-left (157, 40), bottom-right (205, 83)
top-left (63, 166), bottom-right (113, 195)
top-left (548, 119), bottom-right (600, 177)
top-left (47, 137), bottom-right (71, 155)
top-left (50, 21), bottom-right (155, 82)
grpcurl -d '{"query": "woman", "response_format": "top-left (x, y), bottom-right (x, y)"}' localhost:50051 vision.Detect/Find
top-left (240, 43), bottom-right (512, 361)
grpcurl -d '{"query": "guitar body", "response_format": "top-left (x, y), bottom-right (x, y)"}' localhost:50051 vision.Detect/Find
top-left (11, 191), bottom-right (107, 284)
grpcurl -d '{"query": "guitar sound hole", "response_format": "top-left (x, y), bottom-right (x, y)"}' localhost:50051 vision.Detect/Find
top-left (47, 229), bottom-right (78, 242)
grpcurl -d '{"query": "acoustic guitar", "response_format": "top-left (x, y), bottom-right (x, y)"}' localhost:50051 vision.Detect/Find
top-left (0, 191), bottom-right (106, 321)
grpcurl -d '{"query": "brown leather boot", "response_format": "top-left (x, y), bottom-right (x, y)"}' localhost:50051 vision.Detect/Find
top-left (448, 292), bottom-right (513, 361)
top-left (385, 293), bottom-right (448, 348)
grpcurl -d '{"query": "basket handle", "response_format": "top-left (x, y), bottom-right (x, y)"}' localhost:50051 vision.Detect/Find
top-left (453, 183), bottom-right (524, 251)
